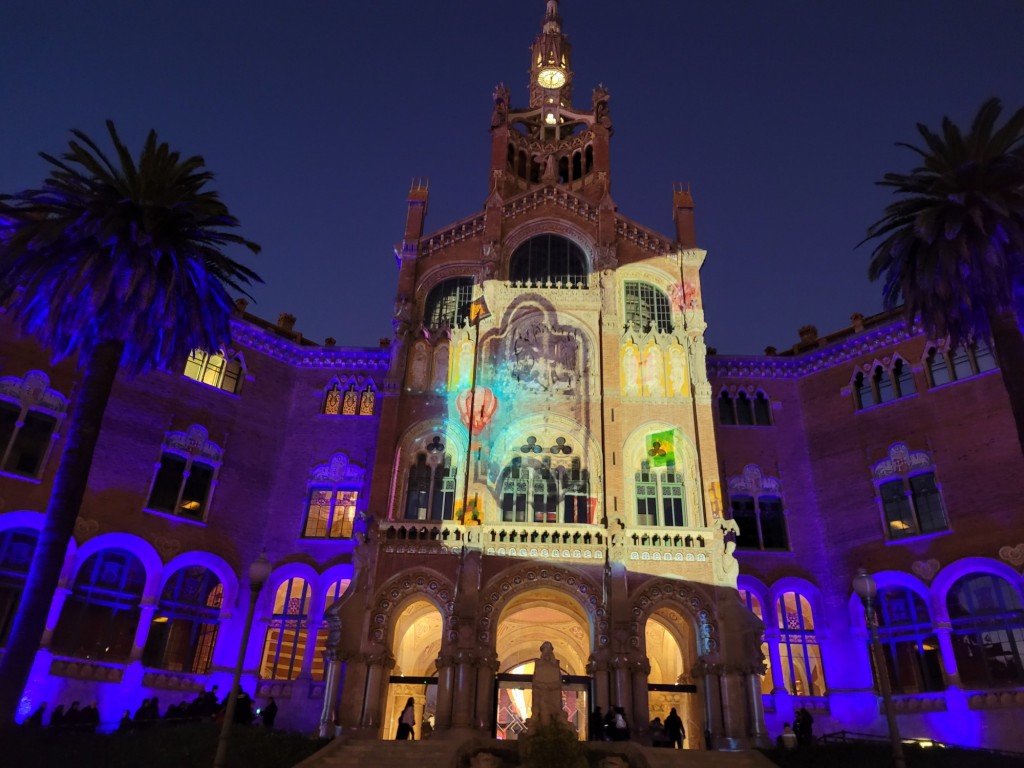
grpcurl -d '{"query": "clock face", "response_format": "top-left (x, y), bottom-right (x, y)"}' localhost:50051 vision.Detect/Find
top-left (537, 67), bottom-right (566, 89)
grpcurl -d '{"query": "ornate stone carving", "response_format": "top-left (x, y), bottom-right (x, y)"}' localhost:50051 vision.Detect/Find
top-left (911, 558), bottom-right (941, 581)
top-left (74, 517), bottom-right (100, 541)
top-left (477, 564), bottom-right (603, 645)
top-left (369, 569), bottom-right (456, 643)
top-left (153, 536), bottom-right (182, 560)
top-left (0, 370), bottom-right (69, 414)
top-left (999, 546), bottom-right (1024, 568)
top-left (631, 580), bottom-right (720, 657)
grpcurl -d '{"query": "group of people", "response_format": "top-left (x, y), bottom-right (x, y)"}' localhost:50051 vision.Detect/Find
top-left (23, 700), bottom-right (100, 732)
top-left (779, 707), bottom-right (814, 749)
top-left (586, 705), bottom-right (683, 745)
top-left (23, 686), bottom-right (279, 732)
top-left (648, 708), bottom-right (686, 748)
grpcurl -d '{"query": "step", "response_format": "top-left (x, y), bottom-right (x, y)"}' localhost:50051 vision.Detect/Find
top-left (295, 736), bottom-right (779, 768)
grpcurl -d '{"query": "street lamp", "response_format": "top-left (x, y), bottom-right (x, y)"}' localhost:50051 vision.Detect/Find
top-left (214, 551), bottom-right (273, 768)
top-left (852, 568), bottom-right (906, 768)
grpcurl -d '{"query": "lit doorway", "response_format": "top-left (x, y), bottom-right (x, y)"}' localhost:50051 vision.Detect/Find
top-left (383, 598), bottom-right (443, 739)
top-left (493, 587), bottom-right (592, 740)
top-left (645, 607), bottom-right (702, 748)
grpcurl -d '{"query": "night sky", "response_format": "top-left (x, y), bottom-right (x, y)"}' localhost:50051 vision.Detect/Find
top-left (3, 2), bottom-right (1022, 355)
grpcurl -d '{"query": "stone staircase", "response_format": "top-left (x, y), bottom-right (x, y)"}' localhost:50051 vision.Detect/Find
top-left (293, 736), bottom-right (780, 768)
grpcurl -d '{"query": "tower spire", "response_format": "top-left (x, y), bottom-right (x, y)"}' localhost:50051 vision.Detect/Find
top-left (529, 0), bottom-right (573, 109)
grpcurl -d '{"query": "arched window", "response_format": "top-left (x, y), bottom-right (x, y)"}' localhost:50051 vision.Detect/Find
top-left (0, 371), bottom-right (66, 478)
top-left (948, 573), bottom-right (1024, 687)
top-left (143, 566), bottom-right (223, 674)
top-left (404, 445), bottom-right (458, 522)
top-left (893, 358), bottom-right (916, 397)
top-left (260, 577), bottom-right (311, 681)
top-left (623, 282), bottom-right (672, 333)
top-left (303, 453), bottom-right (365, 538)
top-left (729, 495), bottom-right (788, 550)
top-left (323, 383), bottom-right (342, 415)
top-left (145, 425), bottom-right (222, 522)
top-left (634, 461), bottom-right (687, 527)
top-left (52, 548), bottom-right (146, 662)
top-left (312, 578), bottom-right (351, 680)
top-left (0, 527), bottom-right (38, 646)
top-left (926, 340), bottom-right (998, 387)
top-left (875, 364), bottom-right (894, 403)
top-left (738, 589), bottom-right (772, 693)
top-left (718, 392), bottom-right (736, 425)
top-left (424, 277), bottom-right (475, 330)
top-left (873, 586), bottom-right (943, 693)
top-left (854, 371), bottom-right (876, 409)
top-left (719, 390), bottom-right (771, 427)
top-left (872, 444), bottom-right (948, 540)
top-left (727, 466), bottom-right (788, 550)
top-left (735, 392), bottom-right (754, 425)
top-left (753, 392), bottom-right (772, 426)
top-left (500, 451), bottom-right (592, 525)
top-left (183, 350), bottom-right (243, 394)
top-left (304, 488), bottom-right (358, 539)
top-left (776, 592), bottom-right (826, 696)
top-left (509, 234), bottom-right (589, 289)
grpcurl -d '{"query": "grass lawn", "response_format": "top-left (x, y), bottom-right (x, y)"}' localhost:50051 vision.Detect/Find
top-left (5, 723), bottom-right (328, 768)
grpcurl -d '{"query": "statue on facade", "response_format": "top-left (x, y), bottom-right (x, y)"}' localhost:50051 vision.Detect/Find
top-left (527, 641), bottom-right (568, 728)
top-left (491, 83), bottom-right (510, 130)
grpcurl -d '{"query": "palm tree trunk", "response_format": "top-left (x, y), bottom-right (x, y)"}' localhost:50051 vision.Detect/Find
top-left (991, 313), bottom-right (1024, 457)
top-left (0, 340), bottom-right (124, 726)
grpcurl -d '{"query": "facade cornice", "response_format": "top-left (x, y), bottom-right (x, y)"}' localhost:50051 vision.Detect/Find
top-left (708, 321), bottom-right (917, 381)
top-left (229, 319), bottom-right (389, 371)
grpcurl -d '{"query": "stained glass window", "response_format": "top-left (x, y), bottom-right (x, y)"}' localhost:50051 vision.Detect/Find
top-left (359, 388), bottom-right (375, 415)
top-left (260, 578), bottom-right (311, 680)
top-left (143, 566), bottom-right (223, 674)
top-left (341, 386), bottom-right (359, 415)
top-left (183, 350), bottom-right (243, 394)
top-left (776, 592), bottom-right (826, 696)
top-left (323, 385), bottom-right (341, 415)
top-left (303, 489), bottom-right (358, 539)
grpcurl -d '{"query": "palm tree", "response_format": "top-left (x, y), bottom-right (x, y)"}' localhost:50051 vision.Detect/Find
top-left (865, 97), bottom-right (1024, 454)
top-left (0, 121), bottom-right (261, 724)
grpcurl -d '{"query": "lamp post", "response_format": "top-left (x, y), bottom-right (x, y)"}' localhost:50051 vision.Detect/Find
top-left (213, 551), bottom-right (272, 768)
top-left (852, 568), bottom-right (905, 768)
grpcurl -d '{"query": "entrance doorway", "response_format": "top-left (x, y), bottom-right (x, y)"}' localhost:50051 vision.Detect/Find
top-left (384, 598), bottom-right (443, 739)
top-left (385, 675), bottom-right (437, 740)
top-left (492, 587), bottom-right (593, 740)
top-left (494, 670), bottom-right (590, 740)
top-left (645, 607), bottom-right (702, 748)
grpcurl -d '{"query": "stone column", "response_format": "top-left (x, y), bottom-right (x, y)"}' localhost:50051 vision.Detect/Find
top-left (630, 656), bottom-right (651, 740)
top-left (434, 654), bottom-right (456, 730)
top-left (301, 619), bottom-right (323, 678)
top-left (765, 631), bottom-right (786, 693)
top-left (337, 654), bottom-right (367, 730)
top-left (130, 602), bottom-right (158, 662)
top-left (611, 654), bottom-right (633, 716)
top-left (587, 656), bottom-right (611, 713)
top-left (451, 650), bottom-right (478, 728)
top-left (745, 669), bottom-right (771, 747)
top-left (719, 668), bottom-right (747, 742)
top-left (474, 653), bottom-right (499, 731)
top-left (361, 652), bottom-right (394, 730)
top-left (318, 649), bottom-right (343, 738)
top-left (699, 663), bottom-right (724, 748)
top-left (40, 586), bottom-right (71, 648)
top-left (935, 623), bottom-right (961, 687)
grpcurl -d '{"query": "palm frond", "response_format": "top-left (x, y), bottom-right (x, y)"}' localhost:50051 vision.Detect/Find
top-left (0, 121), bottom-right (262, 376)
